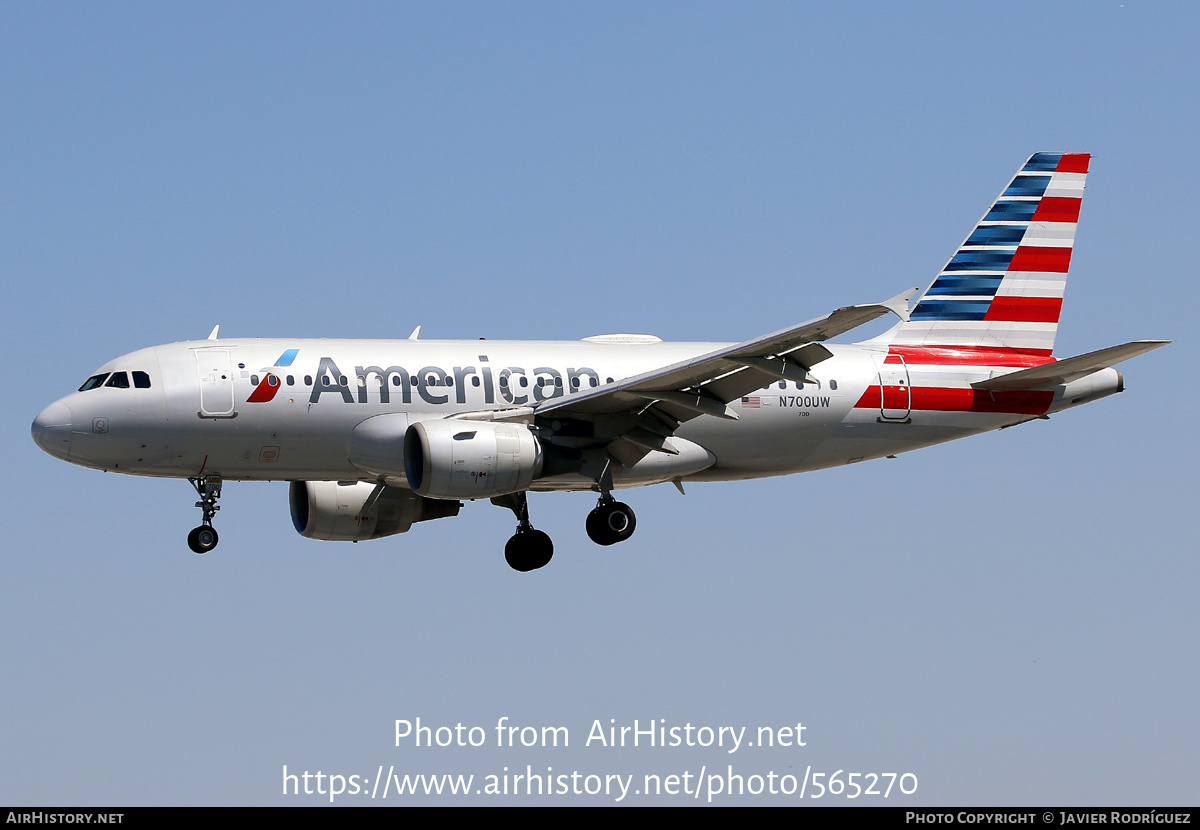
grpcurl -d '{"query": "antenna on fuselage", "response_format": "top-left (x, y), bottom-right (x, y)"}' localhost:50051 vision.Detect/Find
top-left (207, 325), bottom-right (220, 341)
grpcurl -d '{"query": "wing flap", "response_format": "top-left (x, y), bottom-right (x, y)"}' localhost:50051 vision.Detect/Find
top-left (695, 365), bottom-right (783, 405)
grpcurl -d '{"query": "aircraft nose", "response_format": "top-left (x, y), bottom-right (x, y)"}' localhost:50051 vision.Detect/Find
top-left (32, 400), bottom-right (73, 460)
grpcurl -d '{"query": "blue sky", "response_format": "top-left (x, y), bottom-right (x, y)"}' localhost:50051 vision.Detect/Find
top-left (2, 2), bottom-right (1196, 805)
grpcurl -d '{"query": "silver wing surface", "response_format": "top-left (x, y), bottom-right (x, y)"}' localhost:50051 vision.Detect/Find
top-left (520, 289), bottom-right (916, 470)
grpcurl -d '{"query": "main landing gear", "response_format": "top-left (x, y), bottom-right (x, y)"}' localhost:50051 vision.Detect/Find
top-left (585, 497), bottom-right (637, 546)
top-left (581, 457), bottom-right (636, 547)
top-left (494, 491), bottom-right (554, 572)
top-left (187, 475), bottom-right (222, 554)
top-left (493, 490), bottom-right (640, 572)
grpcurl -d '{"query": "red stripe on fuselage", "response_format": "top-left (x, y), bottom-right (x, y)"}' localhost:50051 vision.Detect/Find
top-left (886, 346), bottom-right (1055, 366)
top-left (983, 296), bottom-right (1063, 323)
top-left (854, 385), bottom-right (1054, 415)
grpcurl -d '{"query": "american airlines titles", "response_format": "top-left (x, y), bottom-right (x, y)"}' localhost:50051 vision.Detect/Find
top-left (301, 356), bottom-right (601, 406)
top-left (251, 356), bottom-right (834, 410)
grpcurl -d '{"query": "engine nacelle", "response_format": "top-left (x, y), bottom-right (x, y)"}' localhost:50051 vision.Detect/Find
top-left (289, 480), bottom-right (460, 542)
top-left (404, 419), bottom-right (543, 499)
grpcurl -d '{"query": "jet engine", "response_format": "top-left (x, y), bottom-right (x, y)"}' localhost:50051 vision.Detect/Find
top-left (289, 480), bottom-right (461, 542)
top-left (404, 419), bottom-right (543, 500)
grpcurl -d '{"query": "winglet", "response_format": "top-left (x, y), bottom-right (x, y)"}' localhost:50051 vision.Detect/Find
top-left (408, 326), bottom-right (421, 341)
top-left (207, 325), bottom-right (220, 341)
top-left (882, 288), bottom-right (918, 323)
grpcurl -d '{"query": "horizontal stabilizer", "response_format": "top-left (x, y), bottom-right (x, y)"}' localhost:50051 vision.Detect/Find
top-left (973, 340), bottom-right (1170, 391)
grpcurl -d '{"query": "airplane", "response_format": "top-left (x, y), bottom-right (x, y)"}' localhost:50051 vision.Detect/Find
top-left (32, 153), bottom-right (1169, 571)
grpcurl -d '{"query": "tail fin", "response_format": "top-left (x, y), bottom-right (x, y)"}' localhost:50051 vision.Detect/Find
top-left (879, 152), bottom-right (1090, 355)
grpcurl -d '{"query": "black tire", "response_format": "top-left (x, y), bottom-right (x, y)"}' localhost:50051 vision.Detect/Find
top-left (187, 525), bottom-right (219, 554)
top-left (504, 529), bottom-right (554, 572)
top-left (585, 501), bottom-right (636, 546)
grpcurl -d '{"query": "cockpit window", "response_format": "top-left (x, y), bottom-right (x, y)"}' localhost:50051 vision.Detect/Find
top-left (78, 373), bottom-right (110, 391)
top-left (105, 372), bottom-right (130, 389)
top-left (132, 371), bottom-right (151, 388)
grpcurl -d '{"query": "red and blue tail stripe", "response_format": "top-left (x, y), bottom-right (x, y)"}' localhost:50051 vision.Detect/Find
top-left (882, 152), bottom-right (1090, 355)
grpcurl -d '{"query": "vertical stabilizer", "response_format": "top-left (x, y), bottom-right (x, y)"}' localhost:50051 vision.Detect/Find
top-left (877, 153), bottom-right (1090, 355)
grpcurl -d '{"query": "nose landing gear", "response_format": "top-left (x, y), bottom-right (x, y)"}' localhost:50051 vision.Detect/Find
top-left (187, 476), bottom-right (222, 554)
top-left (187, 524), bottom-right (219, 554)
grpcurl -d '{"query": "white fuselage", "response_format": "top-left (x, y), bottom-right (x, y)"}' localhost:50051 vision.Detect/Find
top-left (31, 336), bottom-right (1120, 491)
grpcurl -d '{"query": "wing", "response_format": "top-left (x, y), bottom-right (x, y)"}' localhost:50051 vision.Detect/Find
top-left (519, 288), bottom-right (917, 470)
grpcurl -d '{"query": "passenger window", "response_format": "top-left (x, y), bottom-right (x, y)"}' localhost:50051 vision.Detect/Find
top-left (286, 375), bottom-right (295, 386)
top-left (251, 375), bottom-right (260, 385)
top-left (78, 374), bottom-right (110, 391)
top-left (105, 372), bottom-right (130, 389)
top-left (304, 375), bottom-right (313, 386)
top-left (132, 371), bottom-right (151, 388)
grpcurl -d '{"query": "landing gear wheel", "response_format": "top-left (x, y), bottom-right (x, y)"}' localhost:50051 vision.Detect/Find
top-left (187, 525), bottom-right (219, 554)
top-left (187, 475), bottom-right (223, 554)
top-left (585, 500), bottom-right (637, 546)
top-left (504, 528), bottom-right (554, 572)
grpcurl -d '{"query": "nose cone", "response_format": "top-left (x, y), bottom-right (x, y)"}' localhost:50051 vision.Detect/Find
top-left (32, 401), bottom-right (73, 461)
